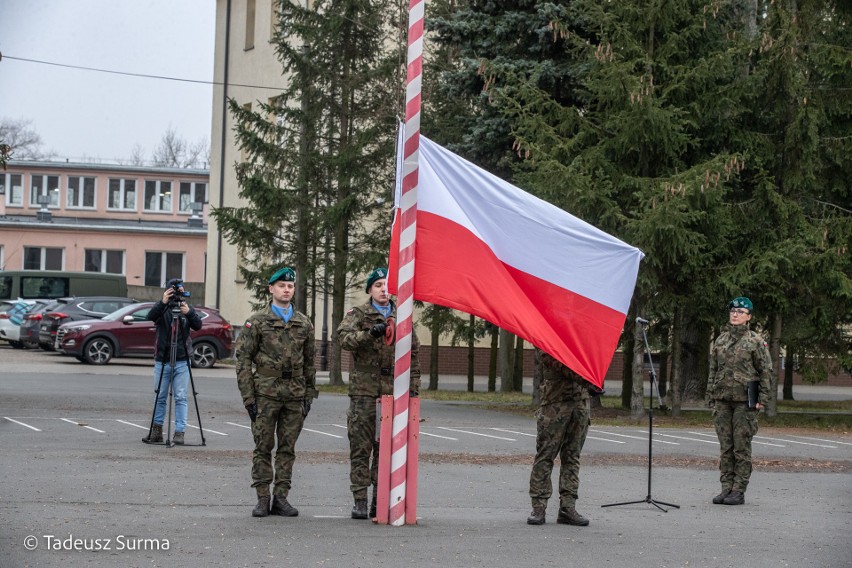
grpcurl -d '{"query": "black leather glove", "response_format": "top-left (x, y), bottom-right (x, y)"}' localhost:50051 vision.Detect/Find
top-left (587, 384), bottom-right (605, 396)
top-left (369, 322), bottom-right (388, 338)
top-left (301, 397), bottom-right (312, 417)
top-left (410, 389), bottom-right (419, 398)
top-left (246, 402), bottom-right (258, 422)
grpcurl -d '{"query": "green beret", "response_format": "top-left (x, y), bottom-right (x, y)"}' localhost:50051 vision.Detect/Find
top-left (728, 296), bottom-right (753, 312)
top-left (366, 267), bottom-right (388, 292)
top-left (269, 267), bottom-right (296, 285)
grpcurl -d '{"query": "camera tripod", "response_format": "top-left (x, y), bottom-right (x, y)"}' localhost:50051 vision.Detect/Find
top-left (143, 303), bottom-right (206, 447)
top-left (602, 316), bottom-right (678, 512)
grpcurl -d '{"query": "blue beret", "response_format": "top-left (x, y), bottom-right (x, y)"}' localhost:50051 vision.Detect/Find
top-left (269, 267), bottom-right (296, 285)
top-left (366, 267), bottom-right (388, 292)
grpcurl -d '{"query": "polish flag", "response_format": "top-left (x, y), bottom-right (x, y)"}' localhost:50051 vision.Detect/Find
top-left (389, 135), bottom-right (644, 388)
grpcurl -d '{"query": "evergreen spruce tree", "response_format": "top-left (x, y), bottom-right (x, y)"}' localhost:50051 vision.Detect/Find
top-left (211, 0), bottom-right (405, 384)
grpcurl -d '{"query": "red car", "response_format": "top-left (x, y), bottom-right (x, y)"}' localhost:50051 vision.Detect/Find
top-left (56, 302), bottom-right (233, 368)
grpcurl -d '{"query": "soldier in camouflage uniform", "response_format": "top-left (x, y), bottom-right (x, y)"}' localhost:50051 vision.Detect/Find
top-left (706, 296), bottom-right (772, 506)
top-left (236, 267), bottom-right (318, 518)
top-left (527, 349), bottom-right (591, 526)
top-left (337, 267), bottom-right (421, 520)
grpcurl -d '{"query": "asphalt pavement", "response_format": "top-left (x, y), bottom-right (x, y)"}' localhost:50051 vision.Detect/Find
top-left (1, 346), bottom-right (850, 567)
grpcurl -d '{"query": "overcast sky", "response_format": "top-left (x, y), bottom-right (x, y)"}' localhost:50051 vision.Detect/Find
top-left (0, 0), bottom-right (216, 165)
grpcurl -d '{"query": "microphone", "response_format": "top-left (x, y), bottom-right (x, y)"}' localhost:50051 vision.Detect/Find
top-left (635, 317), bottom-right (649, 325)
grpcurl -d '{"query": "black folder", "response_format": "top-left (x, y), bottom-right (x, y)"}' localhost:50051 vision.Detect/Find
top-left (747, 380), bottom-right (760, 409)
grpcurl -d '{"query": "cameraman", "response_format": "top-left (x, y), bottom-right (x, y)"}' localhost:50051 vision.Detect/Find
top-left (142, 278), bottom-right (202, 445)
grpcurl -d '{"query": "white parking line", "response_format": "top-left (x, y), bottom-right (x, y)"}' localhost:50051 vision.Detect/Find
top-left (492, 427), bottom-right (628, 444)
top-left (4, 417), bottom-right (41, 432)
top-left (648, 432), bottom-right (718, 445)
top-left (303, 428), bottom-right (343, 439)
top-left (331, 424), bottom-right (348, 430)
top-left (688, 431), bottom-right (718, 438)
top-left (788, 435), bottom-right (852, 447)
top-left (420, 431), bottom-right (458, 440)
top-left (61, 418), bottom-right (104, 433)
top-left (226, 421), bottom-right (251, 429)
top-left (186, 424), bottom-right (228, 436)
top-left (590, 429), bottom-right (678, 445)
top-left (689, 430), bottom-right (785, 447)
top-left (586, 436), bottom-right (627, 444)
top-left (435, 427), bottom-right (515, 441)
top-left (116, 419), bottom-right (148, 430)
top-left (754, 435), bottom-right (836, 449)
top-left (490, 428), bottom-right (535, 437)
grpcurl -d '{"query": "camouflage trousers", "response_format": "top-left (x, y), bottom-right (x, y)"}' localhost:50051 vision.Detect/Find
top-left (713, 400), bottom-right (759, 493)
top-left (251, 397), bottom-right (305, 498)
top-left (347, 396), bottom-right (379, 500)
top-left (529, 399), bottom-right (590, 509)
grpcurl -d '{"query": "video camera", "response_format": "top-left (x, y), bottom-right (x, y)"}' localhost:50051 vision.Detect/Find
top-left (169, 280), bottom-right (191, 308)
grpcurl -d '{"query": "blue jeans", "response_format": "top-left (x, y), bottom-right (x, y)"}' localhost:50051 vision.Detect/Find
top-left (152, 360), bottom-right (189, 432)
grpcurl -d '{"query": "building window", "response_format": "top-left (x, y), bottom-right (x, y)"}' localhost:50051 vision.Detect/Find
top-left (84, 249), bottom-right (125, 274)
top-left (67, 176), bottom-right (96, 208)
top-left (1, 173), bottom-right (24, 206)
top-left (245, 0), bottom-right (256, 50)
top-left (144, 252), bottom-right (184, 286)
top-left (108, 178), bottom-right (137, 210)
top-left (24, 247), bottom-right (63, 270)
top-left (30, 175), bottom-right (60, 207)
top-left (179, 182), bottom-right (207, 213)
top-left (144, 180), bottom-right (172, 212)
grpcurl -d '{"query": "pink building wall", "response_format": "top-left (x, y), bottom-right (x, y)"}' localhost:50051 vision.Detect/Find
top-left (0, 161), bottom-right (209, 286)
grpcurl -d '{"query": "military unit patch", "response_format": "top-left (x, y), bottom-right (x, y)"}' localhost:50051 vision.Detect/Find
top-left (245, 321), bottom-right (252, 328)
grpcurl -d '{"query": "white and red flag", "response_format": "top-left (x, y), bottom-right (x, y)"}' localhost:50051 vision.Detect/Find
top-left (389, 135), bottom-right (644, 388)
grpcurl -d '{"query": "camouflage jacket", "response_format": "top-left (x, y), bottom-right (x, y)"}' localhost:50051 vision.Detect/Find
top-left (538, 349), bottom-right (590, 406)
top-left (236, 305), bottom-right (317, 406)
top-left (707, 324), bottom-right (772, 405)
top-left (337, 301), bottom-right (421, 398)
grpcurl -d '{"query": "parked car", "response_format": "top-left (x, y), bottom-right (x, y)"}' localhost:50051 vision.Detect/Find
top-left (0, 300), bottom-right (38, 348)
top-left (19, 300), bottom-right (62, 348)
top-left (39, 296), bottom-right (138, 351)
top-left (56, 302), bottom-right (234, 368)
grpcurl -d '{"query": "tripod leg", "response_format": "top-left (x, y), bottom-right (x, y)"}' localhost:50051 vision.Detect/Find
top-left (187, 363), bottom-right (206, 446)
top-left (165, 312), bottom-right (180, 448)
top-left (165, 372), bottom-right (174, 448)
top-left (145, 362), bottom-right (168, 443)
top-left (601, 499), bottom-right (650, 508)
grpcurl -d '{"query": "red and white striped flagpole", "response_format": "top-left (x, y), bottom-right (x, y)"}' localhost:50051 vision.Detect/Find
top-left (388, 0), bottom-right (424, 527)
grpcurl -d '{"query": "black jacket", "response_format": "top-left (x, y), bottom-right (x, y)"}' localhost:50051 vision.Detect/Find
top-left (147, 301), bottom-right (203, 363)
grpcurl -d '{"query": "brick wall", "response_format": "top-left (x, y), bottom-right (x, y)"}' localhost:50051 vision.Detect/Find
top-left (326, 343), bottom-right (851, 387)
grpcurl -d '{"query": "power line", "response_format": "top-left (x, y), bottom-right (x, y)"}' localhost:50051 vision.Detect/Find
top-left (0, 53), bottom-right (286, 92)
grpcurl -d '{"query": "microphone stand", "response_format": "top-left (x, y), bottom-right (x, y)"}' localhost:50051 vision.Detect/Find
top-left (602, 317), bottom-right (679, 512)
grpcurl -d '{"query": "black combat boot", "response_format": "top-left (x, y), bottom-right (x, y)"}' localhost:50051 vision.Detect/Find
top-left (252, 496), bottom-right (270, 517)
top-left (352, 499), bottom-right (368, 520)
top-left (712, 489), bottom-right (731, 504)
top-left (527, 505), bottom-right (546, 525)
top-left (722, 490), bottom-right (744, 505)
top-left (270, 496), bottom-right (299, 516)
top-left (557, 506), bottom-right (590, 526)
top-left (142, 423), bottom-right (163, 444)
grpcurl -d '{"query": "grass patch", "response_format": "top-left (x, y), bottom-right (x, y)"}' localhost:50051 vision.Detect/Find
top-left (317, 385), bottom-right (852, 432)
